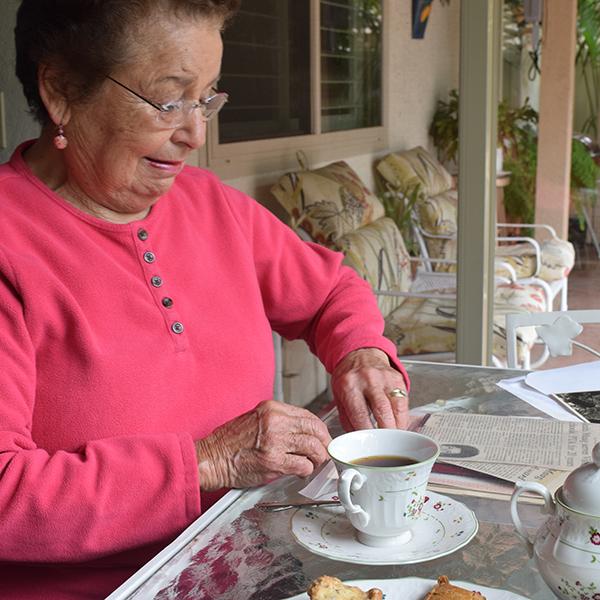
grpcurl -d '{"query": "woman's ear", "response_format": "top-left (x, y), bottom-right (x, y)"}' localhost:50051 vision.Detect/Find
top-left (37, 63), bottom-right (72, 126)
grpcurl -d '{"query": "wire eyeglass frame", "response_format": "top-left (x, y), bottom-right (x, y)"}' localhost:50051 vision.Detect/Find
top-left (107, 76), bottom-right (228, 128)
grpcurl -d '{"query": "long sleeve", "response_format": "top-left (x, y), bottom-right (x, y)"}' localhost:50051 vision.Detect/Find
top-left (0, 248), bottom-right (201, 562)
top-left (219, 183), bottom-right (409, 380)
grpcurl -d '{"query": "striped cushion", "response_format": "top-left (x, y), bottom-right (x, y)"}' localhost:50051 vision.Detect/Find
top-left (376, 147), bottom-right (454, 197)
top-left (335, 217), bottom-right (412, 316)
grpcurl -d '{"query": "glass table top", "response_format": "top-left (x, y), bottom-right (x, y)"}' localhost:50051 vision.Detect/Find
top-left (110, 361), bottom-right (555, 600)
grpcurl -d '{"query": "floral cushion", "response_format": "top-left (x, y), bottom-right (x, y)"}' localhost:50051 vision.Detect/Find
top-left (495, 238), bottom-right (575, 282)
top-left (335, 217), bottom-right (412, 316)
top-left (491, 282), bottom-right (547, 365)
top-left (413, 189), bottom-right (574, 284)
top-left (384, 279), bottom-right (546, 362)
top-left (376, 146), bottom-right (454, 197)
top-left (271, 161), bottom-right (385, 246)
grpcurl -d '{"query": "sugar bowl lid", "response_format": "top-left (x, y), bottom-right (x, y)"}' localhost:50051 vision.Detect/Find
top-left (562, 442), bottom-right (600, 515)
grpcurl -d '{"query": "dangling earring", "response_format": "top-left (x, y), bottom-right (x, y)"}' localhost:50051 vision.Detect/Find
top-left (53, 124), bottom-right (68, 150)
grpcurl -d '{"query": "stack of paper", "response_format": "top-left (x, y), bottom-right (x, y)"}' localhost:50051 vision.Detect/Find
top-left (497, 360), bottom-right (600, 422)
top-left (417, 412), bottom-right (600, 502)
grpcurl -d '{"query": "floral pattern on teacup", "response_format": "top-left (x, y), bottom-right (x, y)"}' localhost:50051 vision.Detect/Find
top-left (557, 577), bottom-right (600, 600)
top-left (590, 527), bottom-right (600, 546)
top-left (403, 494), bottom-right (425, 519)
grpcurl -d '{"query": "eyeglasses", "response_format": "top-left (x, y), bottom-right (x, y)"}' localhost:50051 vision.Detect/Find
top-left (107, 76), bottom-right (228, 128)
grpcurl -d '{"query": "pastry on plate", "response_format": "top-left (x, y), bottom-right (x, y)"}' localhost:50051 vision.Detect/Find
top-left (307, 575), bottom-right (383, 600)
top-left (425, 576), bottom-right (486, 599)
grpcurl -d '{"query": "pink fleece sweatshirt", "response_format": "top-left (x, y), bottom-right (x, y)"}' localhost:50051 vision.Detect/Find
top-left (0, 142), bottom-right (407, 599)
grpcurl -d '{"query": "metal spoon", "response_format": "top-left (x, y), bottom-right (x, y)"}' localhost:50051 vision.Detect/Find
top-left (255, 499), bottom-right (340, 512)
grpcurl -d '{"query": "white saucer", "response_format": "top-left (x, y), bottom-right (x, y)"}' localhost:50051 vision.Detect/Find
top-left (283, 577), bottom-right (528, 600)
top-left (291, 491), bottom-right (477, 565)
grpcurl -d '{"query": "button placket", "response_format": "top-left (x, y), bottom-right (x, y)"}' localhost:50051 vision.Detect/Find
top-left (132, 226), bottom-right (187, 351)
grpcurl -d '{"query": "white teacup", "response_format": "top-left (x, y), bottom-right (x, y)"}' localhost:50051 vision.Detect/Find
top-left (328, 429), bottom-right (439, 547)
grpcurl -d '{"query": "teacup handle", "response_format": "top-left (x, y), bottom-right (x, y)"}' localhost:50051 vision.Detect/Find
top-left (510, 480), bottom-right (555, 555)
top-left (338, 468), bottom-right (369, 528)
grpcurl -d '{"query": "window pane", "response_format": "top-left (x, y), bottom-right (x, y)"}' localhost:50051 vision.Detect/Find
top-left (320, 0), bottom-right (382, 133)
top-left (219, 1), bottom-right (311, 144)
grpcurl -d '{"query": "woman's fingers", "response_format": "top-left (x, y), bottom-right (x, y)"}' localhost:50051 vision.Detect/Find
top-left (286, 407), bottom-right (332, 448)
top-left (288, 431), bottom-right (330, 466)
top-left (366, 389), bottom-right (397, 429)
top-left (331, 348), bottom-right (410, 431)
top-left (337, 388), bottom-right (374, 430)
top-left (280, 453), bottom-right (316, 478)
top-left (197, 400), bottom-right (332, 491)
top-left (390, 393), bottom-right (409, 429)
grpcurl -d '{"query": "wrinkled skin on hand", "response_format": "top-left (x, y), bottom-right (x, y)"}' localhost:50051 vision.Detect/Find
top-left (331, 347), bottom-right (409, 431)
top-left (196, 400), bottom-right (332, 491)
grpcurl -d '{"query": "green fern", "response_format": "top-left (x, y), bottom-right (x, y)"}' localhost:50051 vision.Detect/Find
top-left (571, 138), bottom-right (600, 189)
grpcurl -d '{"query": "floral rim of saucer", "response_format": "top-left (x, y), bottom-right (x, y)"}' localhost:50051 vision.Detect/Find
top-left (291, 490), bottom-right (478, 565)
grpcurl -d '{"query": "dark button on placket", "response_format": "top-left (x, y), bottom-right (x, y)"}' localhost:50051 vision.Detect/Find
top-left (162, 297), bottom-right (174, 308)
top-left (137, 228), bottom-right (149, 241)
top-left (151, 276), bottom-right (163, 287)
top-left (144, 251), bottom-right (156, 263)
top-left (171, 321), bottom-right (184, 334)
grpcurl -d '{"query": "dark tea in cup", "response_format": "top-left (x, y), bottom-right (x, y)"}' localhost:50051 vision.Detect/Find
top-left (351, 454), bottom-right (417, 467)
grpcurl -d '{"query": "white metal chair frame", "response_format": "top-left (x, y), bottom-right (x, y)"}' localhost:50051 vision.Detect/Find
top-left (411, 214), bottom-right (568, 311)
top-left (372, 253), bottom-right (553, 368)
top-left (505, 309), bottom-right (600, 369)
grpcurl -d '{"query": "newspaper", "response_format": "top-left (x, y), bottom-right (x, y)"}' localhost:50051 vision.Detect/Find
top-left (443, 460), bottom-right (568, 494)
top-left (418, 412), bottom-right (600, 470)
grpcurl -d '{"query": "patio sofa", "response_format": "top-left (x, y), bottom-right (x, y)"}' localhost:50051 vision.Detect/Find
top-left (271, 159), bottom-right (548, 365)
top-left (375, 146), bottom-right (575, 311)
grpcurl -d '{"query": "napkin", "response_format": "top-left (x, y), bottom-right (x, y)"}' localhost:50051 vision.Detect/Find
top-left (299, 460), bottom-right (338, 499)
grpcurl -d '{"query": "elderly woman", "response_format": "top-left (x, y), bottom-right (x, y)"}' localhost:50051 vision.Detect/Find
top-left (1, 0), bottom-right (409, 597)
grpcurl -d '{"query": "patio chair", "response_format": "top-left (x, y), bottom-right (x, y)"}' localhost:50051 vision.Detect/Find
top-left (375, 146), bottom-right (575, 311)
top-left (270, 159), bottom-right (550, 366)
top-left (505, 309), bottom-right (600, 369)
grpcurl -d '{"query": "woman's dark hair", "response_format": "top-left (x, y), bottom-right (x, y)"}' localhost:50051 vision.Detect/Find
top-left (15, 0), bottom-right (240, 125)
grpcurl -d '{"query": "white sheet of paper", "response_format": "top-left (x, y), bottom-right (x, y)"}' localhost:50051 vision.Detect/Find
top-left (524, 360), bottom-right (600, 395)
top-left (496, 376), bottom-right (583, 421)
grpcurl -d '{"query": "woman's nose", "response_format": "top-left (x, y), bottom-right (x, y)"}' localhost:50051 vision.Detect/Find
top-left (171, 111), bottom-right (207, 149)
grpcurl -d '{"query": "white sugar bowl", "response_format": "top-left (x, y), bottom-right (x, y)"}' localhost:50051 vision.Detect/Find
top-left (510, 443), bottom-right (600, 600)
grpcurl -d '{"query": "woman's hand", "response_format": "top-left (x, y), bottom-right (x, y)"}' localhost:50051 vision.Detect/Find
top-left (195, 400), bottom-right (332, 492)
top-left (331, 348), bottom-right (409, 431)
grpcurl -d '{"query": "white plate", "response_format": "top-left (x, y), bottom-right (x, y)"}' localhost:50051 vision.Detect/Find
top-left (283, 577), bottom-right (528, 600)
top-left (291, 491), bottom-right (477, 565)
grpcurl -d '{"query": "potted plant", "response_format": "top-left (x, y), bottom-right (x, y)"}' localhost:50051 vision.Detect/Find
top-left (429, 89), bottom-right (539, 224)
top-left (570, 136), bottom-right (600, 233)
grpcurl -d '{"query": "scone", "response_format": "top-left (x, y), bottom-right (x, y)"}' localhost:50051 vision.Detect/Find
top-left (307, 575), bottom-right (383, 600)
top-left (425, 576), bottom-right (486, 599)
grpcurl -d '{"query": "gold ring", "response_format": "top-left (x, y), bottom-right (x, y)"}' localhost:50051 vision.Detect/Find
top-left (388, 388), bottom-right (407, 398)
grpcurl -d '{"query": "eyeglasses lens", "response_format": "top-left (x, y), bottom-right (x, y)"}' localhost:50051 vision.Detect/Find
top-left (155, 93), bottom-right (229, 128)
